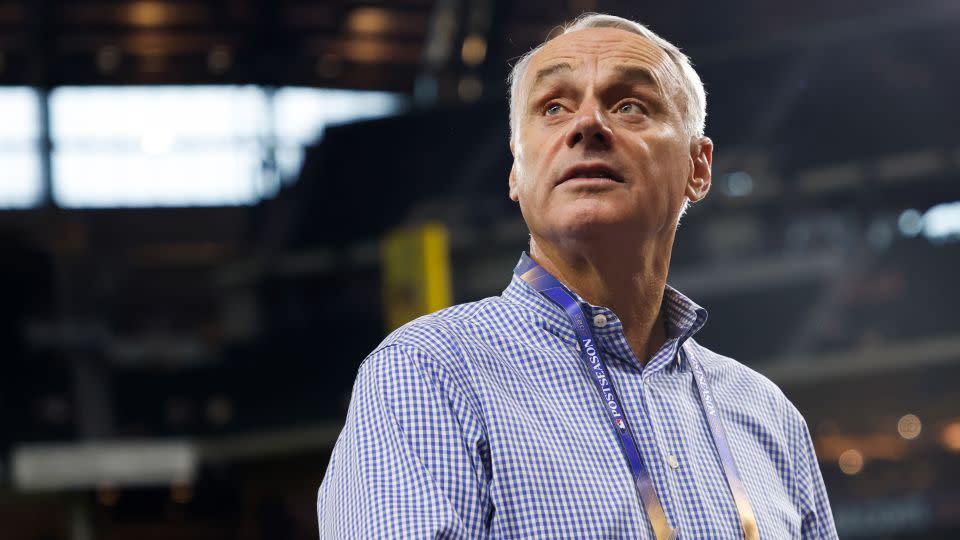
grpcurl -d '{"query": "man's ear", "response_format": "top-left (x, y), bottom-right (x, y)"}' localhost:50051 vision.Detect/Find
top-left (509, 141), bottom-right (520, 202)
top-left (685, 136), bottom-right (713, 203)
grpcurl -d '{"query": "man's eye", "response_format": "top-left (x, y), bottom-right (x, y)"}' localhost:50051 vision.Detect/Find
top-left (617, 102), bottom-right (644, 114)
top-left (545, 103), bottom-right (563, 116)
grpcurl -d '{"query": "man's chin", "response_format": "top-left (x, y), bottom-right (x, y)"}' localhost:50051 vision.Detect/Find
top-left (544, 208), bottom-right (663, 241)
top-left (557, 203), bottom-right (631, 229)
top-left (552, 215), bottom-right (636, 240)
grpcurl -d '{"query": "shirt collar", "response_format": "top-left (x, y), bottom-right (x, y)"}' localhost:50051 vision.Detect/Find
top-left (502, 252), bottom-right (708, 370)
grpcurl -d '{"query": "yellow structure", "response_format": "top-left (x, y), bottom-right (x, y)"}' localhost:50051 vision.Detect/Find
top-left (381, 222), bottom-right (453, 331)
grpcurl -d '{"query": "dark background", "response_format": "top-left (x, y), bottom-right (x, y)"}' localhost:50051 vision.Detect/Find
top-left (1, 0), bottom-right (960, 538)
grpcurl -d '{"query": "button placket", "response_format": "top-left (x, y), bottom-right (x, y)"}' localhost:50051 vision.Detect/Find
top-left (632, 374), bottom-right (680, 529)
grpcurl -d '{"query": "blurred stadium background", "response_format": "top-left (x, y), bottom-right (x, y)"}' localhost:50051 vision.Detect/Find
top-left (1, 0), bottom-right (960, 538)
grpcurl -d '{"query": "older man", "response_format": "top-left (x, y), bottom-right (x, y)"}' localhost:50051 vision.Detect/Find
top-left (317, 13), bottom-right (837, 539)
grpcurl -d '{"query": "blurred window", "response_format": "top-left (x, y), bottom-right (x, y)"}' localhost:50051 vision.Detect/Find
top-left (272, 88), bottom-right (405, 181)
top-left (10, 86), bottom-right (405, 209)
top-left (0, 87), bottom-right (42, 208)
top-left (50, 86), bottom-right (270, 208)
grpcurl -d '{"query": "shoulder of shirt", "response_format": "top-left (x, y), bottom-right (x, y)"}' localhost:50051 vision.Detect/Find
top-left (686, 337), bottom-right (809, 428)
top-left (360, 295), bottom-right (515, 373)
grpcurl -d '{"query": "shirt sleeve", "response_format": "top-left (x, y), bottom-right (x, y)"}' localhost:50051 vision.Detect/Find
top-left (317, 343), bottom-right (490, 539)
top-left (796, 416), bottom-right (839, 540)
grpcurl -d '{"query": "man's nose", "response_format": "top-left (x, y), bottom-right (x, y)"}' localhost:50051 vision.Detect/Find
top-left (565, 104), bottom-right (613, 149)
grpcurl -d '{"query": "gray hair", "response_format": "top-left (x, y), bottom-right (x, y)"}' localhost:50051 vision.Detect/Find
top-left (507, 13), bottom-right (707, 143)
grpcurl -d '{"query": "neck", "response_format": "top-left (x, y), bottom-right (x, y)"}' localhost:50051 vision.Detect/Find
top-left (529, 236), bottom-right (672, 366)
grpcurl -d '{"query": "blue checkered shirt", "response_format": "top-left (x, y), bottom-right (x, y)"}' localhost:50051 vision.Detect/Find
top-left (317, 261), bottom-right (838, 539)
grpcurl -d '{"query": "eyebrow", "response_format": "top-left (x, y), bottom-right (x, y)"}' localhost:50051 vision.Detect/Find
top-left (531, 62), bottom-right (575, 89)
top-left (611, 64), bottom-right (660, 89)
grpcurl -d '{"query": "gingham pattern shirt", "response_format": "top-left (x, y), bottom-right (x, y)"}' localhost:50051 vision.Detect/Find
top-left (317, 261), bottom-right (838, 539)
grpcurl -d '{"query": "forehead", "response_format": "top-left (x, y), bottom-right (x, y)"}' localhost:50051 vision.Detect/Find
top-left (524, 27), bottom-right (676, 87)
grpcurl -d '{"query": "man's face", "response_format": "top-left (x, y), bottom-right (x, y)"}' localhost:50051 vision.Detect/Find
top-left (509, 27), bottom-right (711, 246)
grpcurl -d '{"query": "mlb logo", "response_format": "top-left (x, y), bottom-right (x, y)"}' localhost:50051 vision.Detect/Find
top-left (615, 418), bottom-right (626, 430)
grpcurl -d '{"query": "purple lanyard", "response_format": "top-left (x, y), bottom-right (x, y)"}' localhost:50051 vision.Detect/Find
top-left (515, 254), bottom-right (759, 540)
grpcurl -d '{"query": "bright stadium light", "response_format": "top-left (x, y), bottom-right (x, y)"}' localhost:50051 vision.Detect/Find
top-left (922, 200), bottom-right (960, 242)
top-left (45, 86), bottom-right (406, 207)
top-left (50, 86), bottom-right (269, 208)
top-left (0, 87), bottom-right (42, 208)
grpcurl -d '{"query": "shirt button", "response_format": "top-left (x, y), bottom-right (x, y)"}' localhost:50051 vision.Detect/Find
top-left (593, 314), bottom-right (608, 328)
top-left (667, 455), bottom-right (679, 470)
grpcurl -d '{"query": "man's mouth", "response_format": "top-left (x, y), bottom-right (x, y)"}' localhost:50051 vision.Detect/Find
top-left (559, 164), bottom-right (624, 184)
